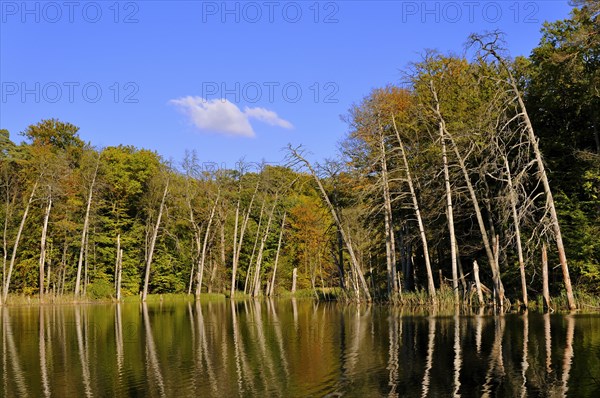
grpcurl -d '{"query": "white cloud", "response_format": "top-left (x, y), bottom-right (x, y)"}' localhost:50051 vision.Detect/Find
top-left (243, 106), bottom-right (294, 129)
top-left (170, 96), bottom-right (293, 137)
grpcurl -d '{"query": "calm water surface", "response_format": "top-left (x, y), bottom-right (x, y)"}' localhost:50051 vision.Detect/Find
top-left (1, 300), bottom-right (599, 397)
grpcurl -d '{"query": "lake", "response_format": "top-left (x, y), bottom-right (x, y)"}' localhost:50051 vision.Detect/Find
top-left (1, 300), bottom-right (599, 397)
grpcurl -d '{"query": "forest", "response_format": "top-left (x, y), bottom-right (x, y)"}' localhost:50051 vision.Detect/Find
top-left (0, 2), bottom-right (598, 309)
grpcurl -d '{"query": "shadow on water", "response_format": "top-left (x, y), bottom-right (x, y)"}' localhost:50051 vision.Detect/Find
top-left (0, 302), bottom-right (599, 397)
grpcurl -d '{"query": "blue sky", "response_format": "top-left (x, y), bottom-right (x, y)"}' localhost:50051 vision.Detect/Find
top-left (0, 1), bottom-right (572, 169)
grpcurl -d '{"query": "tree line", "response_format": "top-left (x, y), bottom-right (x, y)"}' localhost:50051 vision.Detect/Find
top-left (1, 2), bottom-right (598, 307)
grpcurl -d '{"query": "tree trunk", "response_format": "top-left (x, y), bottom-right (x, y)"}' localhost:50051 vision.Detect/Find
top-left (231, 196), bottom-right (240, 295)
top-left (440, 122), bottom-right (458, 302)
top-left (245, 201), bottom-right (265, 295)
top-left (503, 155), bottom-right (528, 307)
top-left (45, 247), bottom-right (52, 296)
top-left (378, 122), bottom-right (398, 296)
top-left (335, 204), bottom-right (346, 290)
top-left (2, 188), bottom-right (16, 298)
top-left (39, 193), bottom-right (52, 302)
top-left (2, 180), bottom-right (38, 304)
top-left (75, 157), bottom-right (99, 297)
top-left (456, 246), bottom-right (467, 294)
top-left (519, 97), bottom-right (575, 309)
top-left (473, 260), bottom-right (484, 306)
top-left (115, 235), bottom-right (123, 300)
top-left (268, 213), bottom-right (286, 297)
top-left (291, 267), bottom-right (297, 293)
top-left (289, 146), bottom-right (371, 301)
top-left (392, 116), bottom-right (436, 297)
top-left (142, 180), bottom-right (169, 301)
top-left (542, 243), bottom-right (551, 312)
top-left (195, 190), bottom-right (219, 298)
top-left (252, 199), bottom-right (278, 297)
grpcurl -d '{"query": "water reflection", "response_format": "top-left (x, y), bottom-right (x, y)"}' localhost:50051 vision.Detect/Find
top-left (421, 314), bottom-right (436, 398)
top-left (0, 303), bottom-right (599, 397)
top-left (453, 307), bottom-right (462, 397)
top-left (3, 306), bottom-right (28, 397)
top-left (520, 313), bottom-right (529, 398)
top-left (75, 306), bottom-right (92, 397)
top-left (142, 303), bottom-right (166, 397)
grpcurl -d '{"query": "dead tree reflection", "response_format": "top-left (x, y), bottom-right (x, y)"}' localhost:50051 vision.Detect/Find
top-left (142, 303), bottom-right (165, 398)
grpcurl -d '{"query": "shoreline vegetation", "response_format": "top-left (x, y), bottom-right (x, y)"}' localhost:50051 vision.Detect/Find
top-left (2, 288), bottom-right (600, 314)
top-left (1, 3), bottom-right (599, 311)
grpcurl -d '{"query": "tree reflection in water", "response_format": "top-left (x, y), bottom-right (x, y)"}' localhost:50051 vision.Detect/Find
top-left (0, 302), bottom-right (597, 397)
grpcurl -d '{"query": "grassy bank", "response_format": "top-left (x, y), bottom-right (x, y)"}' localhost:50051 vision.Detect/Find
top-left (2, 288), bottom-right (600, 312)
top-left (0, 292), bottom-right (227, 306)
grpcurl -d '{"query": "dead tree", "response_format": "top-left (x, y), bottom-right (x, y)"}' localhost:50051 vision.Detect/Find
top-left (38, 189), bottom-right (52, 302)
top-left (377, 119), bottom-right (399, 296)
top-left (195, 190), bottom-right (220, 298)
top-left (75, 155), bottom-right (99, 297)
top-left (391, 116), bottom-right (436, 298)
top-left (2, 180), bottom-right (38, 303)
top-left (288, 145), bottom-right (371, 301)
top-left (430, 81), bottom-right (505, 306)
top-left (142, 179), bottom-right (169, 301)
top-left (471, 32), bottom-right (576, 309)
top-left (268, 213), bottom-right (286, 297)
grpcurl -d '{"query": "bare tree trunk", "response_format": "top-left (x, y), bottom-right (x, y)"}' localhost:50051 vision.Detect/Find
top-left (244, 200), bottom-right (264, 295)
top-left (115, 234), bottom-right (123, 300)
top-left (378, 122), bottom-right (398, 296)
top-left (2, 187), bottom-right (16, 299)
top-left (252, 200), bottom-right (278, 297)
top-left (335, 211), bottom-right (346, 289)
top-left (60, 243), bottom-right (67, 296)
top-left (195, 190), bottom-right (219, 298)
top-left (75, 157), bottom-right (99, 297)
top-left (45, 248), bottom-right (52, 296)
top-left (2, 180), bottom-right (38, 304)
top-left (493, 234), bottom-right (501, 306)
top-left (219, 218), bottom-right (226, 293)
top-left (503, 156), bottom-right (528, 307)
top-left (542, 243), bottom-right (552, 312)
top-left (289, 146), bottom-right (371, 301)
top-left (440, 123), bottom-right (458, 302)
top-left (521, 99), bottom-right (575, 309)
top-left (231, 196), bottom-right (240, 294)
top-left (83, 236), bottom-right (89, 296)
top-left (392, 117), bottom-right (436, 297)
top-left (291, 267), bottom-right (297, 294)
top-left (39, 193), bottom-right (52, 302)
top-left (142, 180), bottom-right (169, 301)
top-left (187, 233), bottom-right (199, 295)
top-left (268, 213), bottom-right (286, 297)
top-left (473, 260), bottom-right (484, 306)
